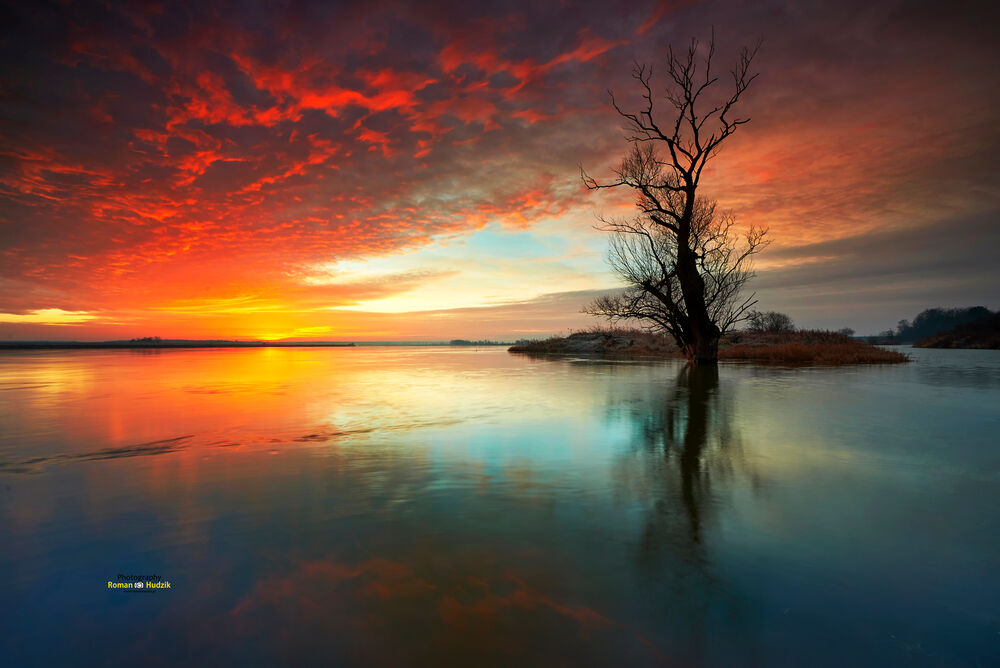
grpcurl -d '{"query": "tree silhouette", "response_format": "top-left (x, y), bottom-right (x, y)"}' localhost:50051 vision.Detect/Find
top-left (745, 310), bottom-right (794, 333)
top-left (583, 32), bottom-right (765, 363)
top-left (585, 196), bottom-right (766, 347)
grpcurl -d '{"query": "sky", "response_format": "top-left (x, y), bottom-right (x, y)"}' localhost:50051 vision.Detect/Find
top-left (1, 0), bottom-right (997, 340)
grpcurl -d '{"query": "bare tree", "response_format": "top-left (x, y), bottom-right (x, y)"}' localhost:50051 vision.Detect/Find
top-left (585, 195), bottom-right (766, 349)
top-left (582, 32), bottom-right (764, 363)
top-left (746, 310), bottom-right (794, 333)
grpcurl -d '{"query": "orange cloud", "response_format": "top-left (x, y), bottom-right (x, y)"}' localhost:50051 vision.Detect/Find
top-left (1, 0), bottom-right (996, 338)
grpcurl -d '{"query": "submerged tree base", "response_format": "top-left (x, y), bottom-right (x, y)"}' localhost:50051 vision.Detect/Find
top-left (509, 328), bottom-right (909, 365)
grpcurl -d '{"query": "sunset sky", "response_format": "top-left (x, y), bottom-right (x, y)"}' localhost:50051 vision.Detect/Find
top-left (1, 0), bottom-right (997, 340)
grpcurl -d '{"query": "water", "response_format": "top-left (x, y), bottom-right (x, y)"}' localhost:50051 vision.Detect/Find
top-left (1, 346), bottom-right (998, 666)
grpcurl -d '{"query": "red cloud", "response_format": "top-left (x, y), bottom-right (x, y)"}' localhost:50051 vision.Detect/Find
top-left (3, 0), bottom-right (996, 338)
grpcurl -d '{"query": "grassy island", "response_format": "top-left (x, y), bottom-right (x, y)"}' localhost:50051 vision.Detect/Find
top-left (509, 327), bottom-right (908, 365)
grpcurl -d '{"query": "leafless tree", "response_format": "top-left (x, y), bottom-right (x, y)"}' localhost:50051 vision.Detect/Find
top-left (585, 194), bottom-right (766, 348)
top-left (746, 310), bottom-right (794, 333)
top-left (582, 32), bottom-right (764, 363)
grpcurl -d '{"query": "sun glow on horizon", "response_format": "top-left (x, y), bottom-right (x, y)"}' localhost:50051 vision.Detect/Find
top-left (0, 309), bottom-right (98, 325)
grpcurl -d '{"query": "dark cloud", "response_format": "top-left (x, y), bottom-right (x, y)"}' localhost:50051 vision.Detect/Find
top-left (750, 213), bottom-right (1000, 332)
top-left (760, 215), bottom-right (1000, 290)
top-left (0, 0), bottom-right (997, 337)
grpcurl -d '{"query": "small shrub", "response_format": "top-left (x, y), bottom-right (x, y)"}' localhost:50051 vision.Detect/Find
top-left (746, 310), bottom-right (795, 333)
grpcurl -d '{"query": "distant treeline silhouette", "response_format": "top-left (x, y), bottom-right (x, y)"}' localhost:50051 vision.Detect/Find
top-left (886, 307), bottom-right (995, 342)
top-left (914, 311), bottom-right (1000, 349)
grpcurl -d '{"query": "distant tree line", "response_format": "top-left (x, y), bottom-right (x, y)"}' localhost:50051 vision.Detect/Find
top-left (915, 311), bottom-right (1000, 349)
top-left (885, 307), bottom-right (995, 342)
top-left (740, 306), bottom-right (997, 342)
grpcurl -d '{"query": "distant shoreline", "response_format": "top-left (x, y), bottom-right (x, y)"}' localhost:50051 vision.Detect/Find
top-left (0, 340), bottom-right (522, 350)
top-left (0, 341), bottom-right (359, 350)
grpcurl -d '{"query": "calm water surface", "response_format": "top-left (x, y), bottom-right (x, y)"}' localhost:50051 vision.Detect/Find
top-left (1, 346), bottom-right (998, 666)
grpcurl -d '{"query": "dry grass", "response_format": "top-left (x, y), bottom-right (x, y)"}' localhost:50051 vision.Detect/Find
top-left (719, 342), bottom-right (908, 364)
top-left (723, 330), bottom-right (856, 346)
top-left (579, 326), bottom-right (678, 356)
top-left (719, 330), bottom-right (908, 365)
top-left (508, 327), bottom-right (677, 356)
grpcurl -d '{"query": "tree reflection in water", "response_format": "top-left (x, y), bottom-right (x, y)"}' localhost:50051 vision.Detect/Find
top-left (611, 363), bottom-right (765, 663)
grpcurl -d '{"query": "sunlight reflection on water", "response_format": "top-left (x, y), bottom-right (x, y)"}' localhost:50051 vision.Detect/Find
top-left (1, 346), bottom-right (998, 665)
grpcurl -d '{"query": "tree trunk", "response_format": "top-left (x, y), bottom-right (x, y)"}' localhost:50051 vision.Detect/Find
top-left (676, 222), bottom-right (721, 364)
top-left (689, 331), bottom-right (719, 364)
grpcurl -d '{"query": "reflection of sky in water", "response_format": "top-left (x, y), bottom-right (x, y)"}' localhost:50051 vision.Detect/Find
top-left (1, 347), bottom-right (998, 665)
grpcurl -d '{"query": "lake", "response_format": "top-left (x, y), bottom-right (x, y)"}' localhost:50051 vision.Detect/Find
top-left (1, 346), bottom-right (998, 666)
